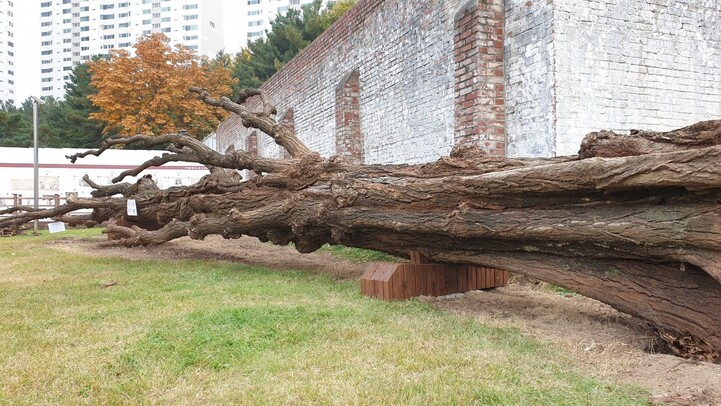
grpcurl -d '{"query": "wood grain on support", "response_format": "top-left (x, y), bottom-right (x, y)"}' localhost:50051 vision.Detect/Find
top-left (361, 251), bottom-right (508, 301)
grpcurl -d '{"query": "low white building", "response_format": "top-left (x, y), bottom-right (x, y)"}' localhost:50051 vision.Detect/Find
top-left (0, 147), bottom-right (209, 208)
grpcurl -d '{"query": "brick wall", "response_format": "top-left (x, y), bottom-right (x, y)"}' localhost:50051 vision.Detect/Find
top-left (552, 0), bottom-right (721, 156)
top-left (217, 0), bottom-right (721, 161)
top-left (218, 0), bottom-right (507, 164)
top-left (504, 0), bottom-right (556, 157)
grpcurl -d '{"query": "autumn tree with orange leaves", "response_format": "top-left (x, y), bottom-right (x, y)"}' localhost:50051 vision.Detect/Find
top-left (89, 34), bottom-right (235, 139)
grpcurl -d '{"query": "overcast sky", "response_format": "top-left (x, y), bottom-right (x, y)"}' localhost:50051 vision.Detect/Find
top-left (13, 1), bottom-right (244, 104)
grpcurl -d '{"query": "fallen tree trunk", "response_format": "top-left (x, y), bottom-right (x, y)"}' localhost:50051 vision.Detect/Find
top-left (2, 87), bottom-right (720, 361)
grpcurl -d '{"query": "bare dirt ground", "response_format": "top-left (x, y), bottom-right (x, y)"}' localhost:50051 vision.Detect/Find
top-left (52, 235), bottom-right (721, 406)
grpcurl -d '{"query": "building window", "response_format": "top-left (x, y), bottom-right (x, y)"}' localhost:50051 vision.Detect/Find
top-left (100, 14), bottom-right (114, 20)
top-left (248, 0), bottom-right (260, 4)
top-left (41, 11), bottom-right (51, 17)
top-left (42, 77), bottom-right (52, 83)
top-left (248, 10), bottom-right (262, 16)
top-left (249, 20), bottom-right (262, 27)
top-left (183, 4), bottom-right (199, 10)
top-left (142, 19), bottom-right (151, 25)
top-left (183, 25), bottom-right (198, 31)
top-left (42, 68), bottom-right (53, 73)
top-left (161, 27), bottom-right (170, 33)
top-left (41, 1), bottom-right (51, 7)
top-left (80, 16), bottom-right (89, 21)
top-left (100, 4), bottom-right (114, 10)
top-left (183, 15), bottom-right (198, 20)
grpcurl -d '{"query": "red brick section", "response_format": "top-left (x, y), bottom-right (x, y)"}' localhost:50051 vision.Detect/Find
top-left (335, 70), bottom-right (363, 163)
top-left (454, 0), bottom-right (506, 156)
top-left (246, 131), bottom-right (258, 156)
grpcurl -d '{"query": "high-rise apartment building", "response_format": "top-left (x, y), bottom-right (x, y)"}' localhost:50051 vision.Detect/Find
top-left (39, 0), bottom-right (224, 100)
top-left (0, 0), bottom-right (16, 105)
top-left (224, 0), bottom-right (320, 53)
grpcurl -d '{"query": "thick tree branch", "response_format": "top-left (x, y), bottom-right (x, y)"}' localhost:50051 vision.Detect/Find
top-left (189, 86), bottom-right (312, 157)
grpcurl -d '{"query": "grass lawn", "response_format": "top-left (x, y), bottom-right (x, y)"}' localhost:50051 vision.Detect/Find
top-left (0, 230), bottom-right (650, 405)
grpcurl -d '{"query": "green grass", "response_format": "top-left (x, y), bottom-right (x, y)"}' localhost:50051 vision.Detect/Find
top-left (318, 244), bottom-right (403, 262)
top-left (0, 230), bottom-right (650, 405)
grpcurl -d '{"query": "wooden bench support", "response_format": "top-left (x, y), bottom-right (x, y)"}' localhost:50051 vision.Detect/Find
top-left (361, 251), bottom-right (509, 301)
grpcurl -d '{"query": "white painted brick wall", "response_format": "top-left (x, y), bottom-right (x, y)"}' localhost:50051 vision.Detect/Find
top-left (225, 0), bottom-right (467, 165)
top-left (220, 0), bottom-right (721, 161)
top-left (553, 0), bottom-right (721, 156)
top-left (505, 0), bottom-right (557, 158)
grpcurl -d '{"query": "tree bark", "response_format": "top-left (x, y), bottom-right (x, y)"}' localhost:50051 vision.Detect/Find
top-left (3, 88), bottom-right (721, 361)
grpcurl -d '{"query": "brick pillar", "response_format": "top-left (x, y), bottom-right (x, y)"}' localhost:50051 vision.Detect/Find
top-left (335, 70), bottom-right (363, 164)
top-left (280, 109), bottom-right (294, 159)
top-left (454, 0), bottom-right (506, 156)
top-left (246, 131), bottom-right (259, 156)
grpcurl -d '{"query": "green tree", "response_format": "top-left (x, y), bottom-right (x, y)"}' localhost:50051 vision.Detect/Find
top-left (231, 0), bottom-right (356, 94)
top-left (0, 106), bottom-right (32, 147)
top-left (41, 60), bottom-right (107, 148)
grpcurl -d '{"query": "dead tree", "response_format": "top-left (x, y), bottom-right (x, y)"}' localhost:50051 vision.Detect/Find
top-left (2, 87), bottom-right (721, 362)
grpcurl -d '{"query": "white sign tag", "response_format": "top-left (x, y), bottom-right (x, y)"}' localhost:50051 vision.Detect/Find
top-left (48, 222), bottom-right (66, 234)
top-left (127, 199), bottom-right (138, 216)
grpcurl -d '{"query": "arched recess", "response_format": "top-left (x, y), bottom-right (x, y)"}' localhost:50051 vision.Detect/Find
top-left (335, 69), bottom-right (363, 164)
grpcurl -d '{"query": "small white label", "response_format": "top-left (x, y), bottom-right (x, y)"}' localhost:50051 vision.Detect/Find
top-left (127, 199), bottom-right (138, 216)
top-left (48, 222), bottom-right (66, 233)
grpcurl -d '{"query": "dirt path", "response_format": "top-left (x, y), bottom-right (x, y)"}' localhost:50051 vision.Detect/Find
top-left (52, 235), bottom-right (721, 405)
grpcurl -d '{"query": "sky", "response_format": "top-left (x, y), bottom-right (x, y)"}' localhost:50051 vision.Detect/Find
top-left (12, 0), bottom-right (244, 104)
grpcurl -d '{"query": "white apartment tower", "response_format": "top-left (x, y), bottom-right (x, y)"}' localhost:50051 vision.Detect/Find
top-left (0, 0), bottom-right (16, 105)
top-left (225, 0), bottom-right (319, 52)
top-left (39, 0), bottom-right (224, 100)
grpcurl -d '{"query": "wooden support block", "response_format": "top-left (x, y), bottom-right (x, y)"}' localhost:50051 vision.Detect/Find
top-left (361, 261), bottom-right (510, 301)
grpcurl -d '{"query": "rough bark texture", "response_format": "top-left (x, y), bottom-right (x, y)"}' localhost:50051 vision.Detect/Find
top-left (2, 87), bottom-right (720, 362)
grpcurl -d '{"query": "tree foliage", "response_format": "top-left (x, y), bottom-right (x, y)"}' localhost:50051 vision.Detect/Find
top-left (232, 0), bottom-right (356, 93)
top-left (0, 103), bottom-right (32, 147)
top-left (0, 61), bottom-right (107, 149)
top-left (89, 33), bottom-right (235, 139)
